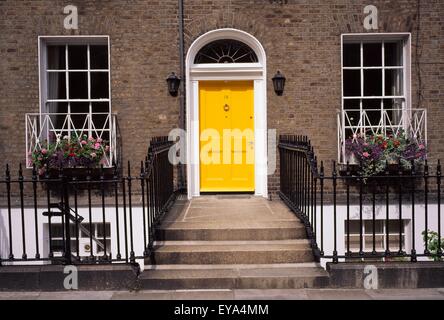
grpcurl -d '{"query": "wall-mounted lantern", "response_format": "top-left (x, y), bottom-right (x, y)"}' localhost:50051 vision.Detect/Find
top-left (272, 71), bottom-right (286, 96)
top-left (166, 72), bottom-right (181, 96)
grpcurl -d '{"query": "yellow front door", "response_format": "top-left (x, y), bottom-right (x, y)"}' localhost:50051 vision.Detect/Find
top-left (199, 81), bottom-right (255, 192)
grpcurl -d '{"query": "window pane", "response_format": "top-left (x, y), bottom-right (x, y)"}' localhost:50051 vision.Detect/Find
top-left (92, 115), bottom-right (108, 132)
top-left (69, 72), bottom-right (88, 99)
top-left (51, 240), bottom-right (65, 252)
top-left (71, 240), bottom-right (78, 252)
top-left (364, 220), bottom-right (384, 234)
top-left (362, 99), bottom-right (381, 110)
top-left (92, 102), bottom-right (109, 113)
top-left (344, 112), bottom-right (360, 127)
top-left (46, 102), bottom-right (68, 116)
top-left (343, 99), bottom-right (360, 110)
top-left (385, 69), bottom-right (403, 96)
top-left (388, 220), bottom-right (404, 234)
top-left (50, 224), bottom-right (64, 238)
top-left (47, 46), bottom-right (66, 70)
top-left (363, 43), bottom-right (382, 67)
top-left (343, 43), bottom-right (360, 67)
top-left (68, 45), bottom-right (87, 70)
top-left (90, 45), bottom-right (108, 69)
top-left (365, 235), bottom-right (384, 249)
top-left (92, 103), bottom-right (110, 132)
top-left (349, 236), bottom-right (361, 250)
top-left (70, 224), bottom-right (77, 237)
top-left (194, 39), bottom-right (258, 64)
top-left (363, 69), bottom-right (382, 96)
top-left (362, 99), bottom-right (382, 126)
top-left (388, 235), bottom-right (405, 250)
top-left (383, 100), bottom-right (403, 133)
top-left (47, 72), bottom-right (66, 99)
top-left (345, 220), bottom-right (360, 234)
top-left (96, 240), bottom-right (111, 254)
top-left (68, 103), bottom-right (89, 134)
top-left (383, 99), bottom-right (403, 125)
top-left (343, 70), bottom-right (361, 96)
top-left (70, 102), bottom-right (89, 113)
top-left (383, 98), bottom-right (404, 110)
top-left (343, 99), bottom-right (361, 127)
top-left (385, 42), bottom-right (403, 66)
top-left (45, 103), bottom-right (67, 138)
top-left (97, 223), bottom-right (111, 238)
top-left (91, 72), bottom-right (109, 99)
top-left (81, 223), bottom-right (95, 238)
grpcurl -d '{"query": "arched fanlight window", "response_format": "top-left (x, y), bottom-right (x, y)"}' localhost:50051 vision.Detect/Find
top-left (194, 39), bottom-right (258, 64)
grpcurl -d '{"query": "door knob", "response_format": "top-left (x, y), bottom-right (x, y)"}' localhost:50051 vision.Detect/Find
top-left (223, 104), bottom-right (230, 112)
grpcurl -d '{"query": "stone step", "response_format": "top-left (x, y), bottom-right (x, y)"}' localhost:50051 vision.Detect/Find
top-left (139, 263), bottom-right (329, 289)
top-left (156, 221), bottom-right (306, 241)
top-left (148, 240), bottom-right (314, 265)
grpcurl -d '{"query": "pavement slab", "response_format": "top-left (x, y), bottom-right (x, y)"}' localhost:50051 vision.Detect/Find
top-left (1, 289), bottom-right (444, 300)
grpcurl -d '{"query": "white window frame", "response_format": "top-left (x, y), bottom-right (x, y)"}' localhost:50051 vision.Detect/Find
top-left (340, 33), bottom-right (412, 131)
top-left (47, 222), bottom-right (111, 257)
top-left (38, 36), bottom-right (112, 137)
top-left (346, 219), bottom-right (407, 253)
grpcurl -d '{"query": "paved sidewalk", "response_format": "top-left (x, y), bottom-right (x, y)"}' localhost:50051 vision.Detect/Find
top-left (0, 288), bottom-right (443, 300)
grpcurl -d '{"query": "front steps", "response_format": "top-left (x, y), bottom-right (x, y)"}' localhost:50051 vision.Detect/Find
top-left (151, 240), bottom-right (314, 265)
top-left (140, 263), bottom-right (329, 290)
top-left (140, 196), bottom-right (329, 289)
top-left (156, 221), bottom-right (306, 241)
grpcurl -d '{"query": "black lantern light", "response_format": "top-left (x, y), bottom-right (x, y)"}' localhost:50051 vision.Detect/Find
top-left (166, 72), bottom-right (181, 96)
top-left (272, 71), bottom-right (286, 96)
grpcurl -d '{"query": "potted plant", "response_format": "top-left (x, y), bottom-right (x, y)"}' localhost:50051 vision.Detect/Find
top-left (422, 230), bottom-right (444, 261)
top-left (30, 134), bottom-right (111, 178)
top-left (344, 131), bottom-right (427, 178)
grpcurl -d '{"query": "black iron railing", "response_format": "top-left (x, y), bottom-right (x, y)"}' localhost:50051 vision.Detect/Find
top-left (279, 135), bottom-right (443, 263)
top-left (0, 136), bottom-right (177, 266)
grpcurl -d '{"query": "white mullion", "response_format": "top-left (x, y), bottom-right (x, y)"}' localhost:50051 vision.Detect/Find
top-left (341, 36), bottom-right (344, 161)
top-left (87, 44), bottom-right (92, 138)
top-left (65, 44), bottom-right (71, 140)
top-left (360, 42), bottom-right (364, 98)
top-left (402, 39), bottom-right (407, 112)
top-left (360, 42), bottom-right (364, 136)
top-left (382, 41), bottom-right (385, 135)
top-left (362, 222), bottom-right (366, 252)
top-left (108, 41), bottom-right (111, 113)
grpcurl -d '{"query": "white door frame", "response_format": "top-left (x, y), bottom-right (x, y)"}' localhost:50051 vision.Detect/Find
top-left (185, 28), bottom-right (268, 199)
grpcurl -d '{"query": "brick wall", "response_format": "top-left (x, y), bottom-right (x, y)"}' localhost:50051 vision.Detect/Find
top-left (0, 0), bottom-right (442, 195)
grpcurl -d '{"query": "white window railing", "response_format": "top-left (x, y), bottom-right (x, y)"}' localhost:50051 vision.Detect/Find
top-left (337, 108), bottom-right (427, 163)
top-left (25, 113), bottom-right (118, 169)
